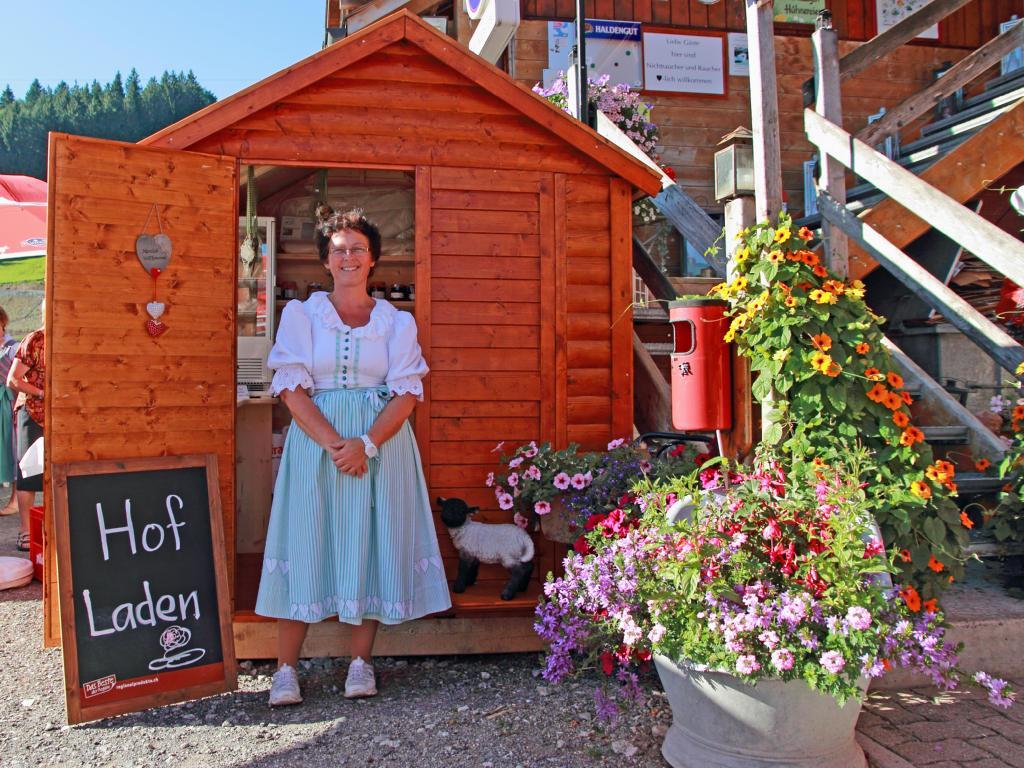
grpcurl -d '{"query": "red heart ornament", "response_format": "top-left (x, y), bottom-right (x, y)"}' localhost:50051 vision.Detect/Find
top-left (150, 268), bottom-right (162, 279)
top-left (145, 319), bottom-right (168, 338)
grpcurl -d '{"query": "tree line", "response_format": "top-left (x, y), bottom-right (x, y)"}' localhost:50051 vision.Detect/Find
top-left (0, 70), bottom-right (216, 180)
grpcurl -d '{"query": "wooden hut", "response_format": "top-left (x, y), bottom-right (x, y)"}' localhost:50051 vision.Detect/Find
top-left (43, 10), bottom-right (661, 656)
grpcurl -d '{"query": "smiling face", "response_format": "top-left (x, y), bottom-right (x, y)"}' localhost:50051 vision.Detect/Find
top-left (326, 230), bottom-right (375, 289)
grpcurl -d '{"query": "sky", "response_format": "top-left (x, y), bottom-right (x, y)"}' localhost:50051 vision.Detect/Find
top-left (1, 1), bottom-right (328, 100)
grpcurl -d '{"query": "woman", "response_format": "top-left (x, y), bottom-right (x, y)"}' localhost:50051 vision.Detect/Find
top-left (6, 302), bottom-right (44, 552)
top-left (256, 209), bottom-right (451, 707)
top-left (0, 306), bottom-right (18, 517)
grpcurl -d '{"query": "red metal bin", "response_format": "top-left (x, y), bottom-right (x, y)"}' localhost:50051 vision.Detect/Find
top-left (669, 298), bottom-right (732, 431)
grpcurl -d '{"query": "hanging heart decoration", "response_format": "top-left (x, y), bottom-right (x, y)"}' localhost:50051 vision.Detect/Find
top-left (135, 232), bottom-right (173, 274)
top-left (145, 319), bottom-right (169, 338)
top-left (145, 301), bottom-right (165, 320)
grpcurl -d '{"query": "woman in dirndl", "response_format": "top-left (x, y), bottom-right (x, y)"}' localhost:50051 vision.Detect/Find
top-left (256, 209), bottom-right (451, 707)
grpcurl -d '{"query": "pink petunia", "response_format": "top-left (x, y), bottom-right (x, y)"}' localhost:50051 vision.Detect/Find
top-left (513, 511), bottom-right (529, 529)
top-left (498, 492), bottom-right (515, 511)
top-left (570, 473), bottom-right (587, 490)
top-left (509, 456), bottom-right (524, 468)
top-left (553, 472), bottom-right (571, 490)
top-left (523, 441), bottom-right (539, 458)
top-left (639, 460), bottom-right (652, 473)
top-left (607, 438), bottom-right (626, 450)
top-left (862, 537), bottom-right (884, 559)
top-left (507, 473), bottom-right (520, 487)
top-left (525, 465), bottom-right (542, 481)
top-left (485, 472), bottom-right (495, 488)
top-left (494, 486), bottom-right (506, 500)
top-left (534, 500), bottom-right (552, 516)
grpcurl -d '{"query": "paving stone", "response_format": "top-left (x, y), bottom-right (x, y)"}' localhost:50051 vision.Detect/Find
top-left (872, 701), bottom-right (927, 725)
top-left (891, 737), bottom-right (993, 765)
top-left (860, 724), bottom-right (914, 749)
top-left (857, 710), bottom-right (888, 730)
top-left (904, 719), bottom-right (997, 742)
top-left (973, 715), bottom-right (1024, 744)
top-left (973, 735), bottom-right (1024, 768)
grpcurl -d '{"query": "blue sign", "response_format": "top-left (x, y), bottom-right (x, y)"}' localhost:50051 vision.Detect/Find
top-left (583, 20), bottom-right (641, 41)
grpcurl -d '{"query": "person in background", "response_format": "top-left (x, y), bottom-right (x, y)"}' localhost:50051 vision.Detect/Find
top-left (0, 306), bottom-right (18, 517)
top-left (256, 209), bottom-right (450, 707)
top-left (6, 301), bottom-right (44, 552)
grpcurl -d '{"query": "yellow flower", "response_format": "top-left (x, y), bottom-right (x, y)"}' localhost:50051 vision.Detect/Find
top-left (910, 480), bottom-right (932, 500)
top-left (809, 289), bottom-right (838, 305)
top-left (735, 246), bottom-right (750, 263)
top-left (774, 228), bottom-right (791, 243)
top-left (768, 249), bottom-right (785, 263)
top-left (731, 276), bottom-right (748, 293)
top-left (784, 296), bottom-right (798, 308)
top-left (1017, 361), bottom-right (1024, 377)
top-left (724, 328), bottom-right (736, 343)
top-left (823, 280), bottom-right (846, 295)
top-left (810, 351), bottom-right (833, 374)
top-left (846, 279), bottom-right (866, 300)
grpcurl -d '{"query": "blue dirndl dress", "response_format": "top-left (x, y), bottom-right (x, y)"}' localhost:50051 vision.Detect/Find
top-left (255, 294), bottom-right (452, 625)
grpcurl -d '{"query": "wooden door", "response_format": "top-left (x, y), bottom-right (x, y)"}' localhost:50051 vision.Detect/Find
top-left (414, 165), bottom-right (560, 609)
top-left (44, 134), bottom-right (237, 644)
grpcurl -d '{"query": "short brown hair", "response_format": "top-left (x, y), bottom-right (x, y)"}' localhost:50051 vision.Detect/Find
top-left (316, 208), bottom-right (382, 263)
top-left (0, 305), bottom-right (8, 328)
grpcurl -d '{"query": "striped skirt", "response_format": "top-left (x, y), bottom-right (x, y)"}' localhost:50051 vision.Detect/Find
top-left (255, 387), bottom-right (452, 625)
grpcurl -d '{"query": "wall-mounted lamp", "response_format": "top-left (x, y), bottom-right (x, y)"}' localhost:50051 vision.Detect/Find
top-left (714, 127), bottom-right (755, 202)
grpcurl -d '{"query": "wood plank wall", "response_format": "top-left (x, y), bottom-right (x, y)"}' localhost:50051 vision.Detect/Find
top-left (46, 135), bottom-right (238, 624)
top-left (522, 0), bottom-right (1024, 47)
top-left (515, 22), bottom-right (978, 213)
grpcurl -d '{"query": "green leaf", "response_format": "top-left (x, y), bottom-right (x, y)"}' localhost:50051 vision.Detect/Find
top-left (763, 421), bottom-right (784, 445)
top-left (825, 386), bottom-right (847, 412)
top-left (923, 517), bottom-right (946, 546)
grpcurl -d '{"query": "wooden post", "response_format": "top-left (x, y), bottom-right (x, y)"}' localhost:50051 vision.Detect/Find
top-left (454, 0), bottom-right (472, 46)
top-left (812, 15), bottom-right (849, 278)
top-left (724, 197), bottom-right (756, 459)
top-left (745, 0), bottom-right (784, 223)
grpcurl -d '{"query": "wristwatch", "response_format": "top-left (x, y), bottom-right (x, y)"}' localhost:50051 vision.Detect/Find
top-left (359, 433), bottom-right (378, 459)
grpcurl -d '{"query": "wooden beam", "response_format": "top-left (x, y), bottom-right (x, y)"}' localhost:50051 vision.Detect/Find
top-left (812, 23), bottom-right (848, 278)
top-left (857, 22), bottom-right (1024, 146)
top-left (818, 191), bottom-right (1024, 376)
top-left (839, 0), bottom-right (974, 81)
top-left (633, 235), bottom-right (676, 303)
top-left (633, 332), bottom-right (673, 433)
top-left (724, 196), bottom-right (755, 459)
top-left (848, 100), bottom-right (1024, 280)
top-left (805, 108), bottom-right (1024, 287)
top-left (745, 0), bottom-right (784, 222)
top-left (346, 0), bottom-right (438, 34)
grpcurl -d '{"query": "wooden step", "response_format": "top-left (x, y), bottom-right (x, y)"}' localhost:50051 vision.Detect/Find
top-left (643, 342), bottom-right (673, 356)
top-left (633, 306), bottom-right (669, 324)
top-left (955, 471), bottom-right (1009, 496)
top-left (920, 87), bottom-right (1024, 137)
top-left (921, 425), bottom-right (970, 444)
top-left (983, 68), bottom-right (1024, 94)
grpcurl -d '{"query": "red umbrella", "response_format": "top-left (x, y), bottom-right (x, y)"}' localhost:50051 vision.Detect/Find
top-left (0, 174), bottom-right (47, 260)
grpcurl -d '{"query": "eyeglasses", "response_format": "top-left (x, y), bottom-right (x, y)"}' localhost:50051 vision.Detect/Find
top-left (328, 246), bottom-right (370, 257)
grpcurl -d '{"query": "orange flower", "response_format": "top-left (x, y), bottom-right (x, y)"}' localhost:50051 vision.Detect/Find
top-left (975, 458), bottom-right (991, 472)
top-left (867, 383), bottom-right (889, 403)
top-left (886, 372), bottom-right (904, 389)
top-left (855, 342), bottom-right (870, 355)
top-left (900, 586), bottom-right (922, 612)
top-left (882, 658), bottom-right (893, 671)
top-left (798, 226), bottom-right (813, 241)
top-left (893, 411), bottom-right (910, 428)
top-left (812, 457), bottom-right (826, 468)
top-left (813, 264), bottom-right (828, 278)
top-left (865, 367), bottom-right (884, 381)
top-left (923, 599), bottom-right (938, 614)
top-left (1014, 405), bottom-right (1024, 420)
top-left (900, 426), bottom-right (925, 447)
top-left (823, 280), bottom-right (846, 295)
top-left (786, 250), bottom-right (803, 262)
top-left (960, 510), bottom-right (974, 529)
top-left (945, 481), bottom-right (958, 495)
top-left (935, 460), bottom-right (956, 480)
top-left (811, 333), bottom-right (832, 351)
top-left (801, 251), bottom-right (820, 266)
top-left (884, 392), bottom-right (903, 411)
top-left (925, 464), bottom-right (944, 483)
top-left (825, 361), bottom-right (843, 377)
top-left (928, 555), bottom-right (944, 573)
top-left (901, 391), bottom-right (914, 406)
top-left (910, 480), bottom-right (932, 499)
top-left (898, 549), bottom-right (912, 563)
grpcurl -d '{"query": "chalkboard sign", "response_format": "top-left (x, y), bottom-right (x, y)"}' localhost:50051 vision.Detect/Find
top-left (52, 455), bottom-right (236, 724)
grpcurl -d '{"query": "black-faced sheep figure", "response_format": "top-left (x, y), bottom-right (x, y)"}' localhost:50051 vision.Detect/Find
top-left (436, 496), bottom-right (534, 601)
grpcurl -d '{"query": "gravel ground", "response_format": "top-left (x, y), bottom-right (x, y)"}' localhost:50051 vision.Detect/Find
top-left (0, 512), bottom-right (673, 768)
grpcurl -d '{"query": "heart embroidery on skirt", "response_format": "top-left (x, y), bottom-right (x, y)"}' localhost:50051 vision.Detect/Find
top-left (145, 319), bottom-right (168, 338)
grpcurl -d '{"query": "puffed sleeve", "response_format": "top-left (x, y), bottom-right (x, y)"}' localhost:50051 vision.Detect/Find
top-left (386, 311), bottom-right (429, 400)
top-left (267, 300), bottom-right (314, 396)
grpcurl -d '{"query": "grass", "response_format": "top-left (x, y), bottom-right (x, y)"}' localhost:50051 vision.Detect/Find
top-left (0, 256), bottom-right (45, 284)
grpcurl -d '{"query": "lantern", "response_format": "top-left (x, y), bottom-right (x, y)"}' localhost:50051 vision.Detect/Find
top-left (713, 127), bottom-right (755, 202)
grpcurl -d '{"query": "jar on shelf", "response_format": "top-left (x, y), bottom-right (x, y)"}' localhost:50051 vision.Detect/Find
top-left (408, 283), bottom-right (416, 301)
top-left (390, 283), bottom-right (407, 301)
top-left (370, 282), bottom-right (387, 299)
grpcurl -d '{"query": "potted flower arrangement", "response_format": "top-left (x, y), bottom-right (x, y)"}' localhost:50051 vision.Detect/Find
top-left (487, 438), bottom-right (702, 543)
top-left (535, 451), bottom-right (1015, 768)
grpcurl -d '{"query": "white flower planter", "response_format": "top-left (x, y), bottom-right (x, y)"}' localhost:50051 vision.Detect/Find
top-left (654, 655), bottom-right (867, 768)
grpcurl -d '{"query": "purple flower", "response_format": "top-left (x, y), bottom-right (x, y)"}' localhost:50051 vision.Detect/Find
top-left (820, 651), bottom-right (846, 674)
top-left (846, 606), bottom-right (872, 631)
top-left (736, 655), bottom-right (760, 675)
top-left (771, 648), bottom-right (794, 671)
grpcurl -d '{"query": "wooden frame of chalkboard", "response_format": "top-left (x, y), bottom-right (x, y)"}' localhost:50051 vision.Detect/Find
top-left (52, 454), bottom-right (237, 724)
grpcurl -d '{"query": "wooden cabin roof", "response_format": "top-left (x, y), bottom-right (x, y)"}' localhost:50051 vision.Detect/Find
top-left (141, 10), bottom-right (662, 196)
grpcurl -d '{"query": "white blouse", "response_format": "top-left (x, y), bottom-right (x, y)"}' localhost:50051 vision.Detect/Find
top-left (267, 293), bottom-right (428, 400)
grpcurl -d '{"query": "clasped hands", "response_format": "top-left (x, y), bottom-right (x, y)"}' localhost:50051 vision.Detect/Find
top-left (328, 437), bottom-right (368, 477)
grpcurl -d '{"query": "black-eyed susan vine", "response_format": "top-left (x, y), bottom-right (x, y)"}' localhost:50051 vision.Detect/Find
top-left (707, 213), bottom-right (969, 599)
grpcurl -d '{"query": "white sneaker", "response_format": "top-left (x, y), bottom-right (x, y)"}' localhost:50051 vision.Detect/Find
top-left (344, 657), bottom-right (377, 698)
top-left (268, 664), bottom-right (302, 707)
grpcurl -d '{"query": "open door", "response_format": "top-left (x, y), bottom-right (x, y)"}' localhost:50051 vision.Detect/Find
top-left (44, 134), bottom-right (237, 646)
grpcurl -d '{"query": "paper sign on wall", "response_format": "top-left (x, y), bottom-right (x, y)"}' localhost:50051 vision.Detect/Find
top-left (545, 20), bottom-right (643, 89)
top-left (643, 31), bottom-right (726, 95)
top-left (774, 0), bottom-right (826, 25)
top-left (727, 32), bottom-right (749, 77)
top-left (876, 0), bottom-right (939, 39)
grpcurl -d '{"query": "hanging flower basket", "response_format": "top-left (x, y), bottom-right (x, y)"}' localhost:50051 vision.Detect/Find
top-left (536, 499), bottom-right (577, 544)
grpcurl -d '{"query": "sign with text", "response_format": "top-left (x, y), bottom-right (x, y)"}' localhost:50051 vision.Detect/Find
top-left (544, 20), bottom-right (643, 89)
top-left (53, 455), bottom-right (235, 724)
top-left (643, 31), bottom-right (726, 96)
top-left (774, 0), bottom-right (826, 25)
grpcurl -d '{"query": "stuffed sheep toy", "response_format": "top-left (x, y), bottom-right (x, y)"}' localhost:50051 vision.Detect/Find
top-left (436, 496), bottom-right (534, 600)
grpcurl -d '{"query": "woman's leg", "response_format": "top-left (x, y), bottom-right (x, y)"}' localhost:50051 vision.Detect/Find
top-left (350, 619), bottom-right (379, 662)
top-left (16, 488), bottom-right (32, 537)
top-left (277, 619), bottom-right (309, 668)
